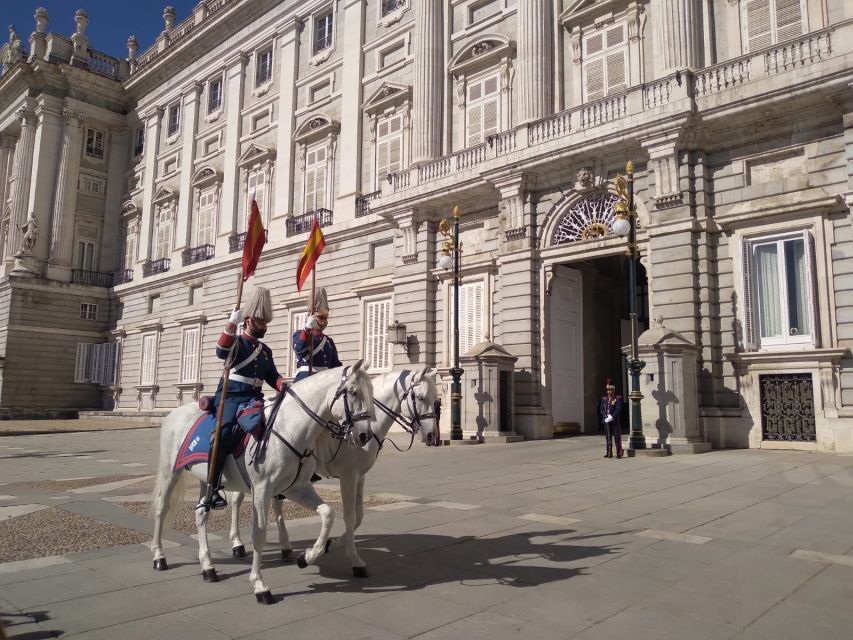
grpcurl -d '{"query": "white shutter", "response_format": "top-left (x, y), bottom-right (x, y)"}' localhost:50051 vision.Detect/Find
top-left (802, 229), bottom-right (820, 347)
top-left (746, 0), bottom-right (773, 51)
top-left (606, 51), bottom-right (627, 94)
top-left (585, 33), bottom-right (604, 56)
top-left (584, 58), bottom-right (605, 101)
top-left (90, 343), bottom-right (103, 385)
top-left (467, 103), bottom-right (483, 146)
top-left (365, 299), bottom-right (391, 370)
top-left (181, 327), bottom-right (200, 382)
top-left (606, 25), bottom-right (624, 48)
top-left (775, 0), bottom-right (803, 42)
top-left (74, 343), bottom-right (89, 383)
top-left (458, 282), bottom-right (484, 357)
top-left (482, 99), bottom-right (499, 139)
top-left (742, 240), bottom-right (755, 350)
top-left (141, 334), bottom-right (158, 385)
top-left (376, 139), bottom-right (390, 183)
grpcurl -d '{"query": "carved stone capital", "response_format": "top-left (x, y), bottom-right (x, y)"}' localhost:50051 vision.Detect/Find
top-left (15, 107), bottom-right (37, 127)
top-left (393, 208), bottom-right (421, 263)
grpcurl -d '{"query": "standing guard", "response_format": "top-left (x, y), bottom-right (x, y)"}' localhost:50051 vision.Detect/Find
top-left (292, 287), bottom-right (342, 383)
top-left (599, 378), bottom-right (624, 459)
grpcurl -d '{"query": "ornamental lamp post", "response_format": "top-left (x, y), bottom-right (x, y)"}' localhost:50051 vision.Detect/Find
top-left (438, 206), bottom-right (464, 441)
top-left (611, 161), bottom-right (647, 453)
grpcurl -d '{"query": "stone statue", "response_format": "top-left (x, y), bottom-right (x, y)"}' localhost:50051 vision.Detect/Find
top-left (8, 25), bottom-right (23, 57)
top-left (576, 167), bottom-right (595, 191)
top-left (17, 217), bottom-right (38, 255)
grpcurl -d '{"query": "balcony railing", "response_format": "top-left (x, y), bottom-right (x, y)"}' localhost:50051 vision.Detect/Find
top-left (229, 229), bottom-right (269, 253)
top-left (142, 258), bottom-right (171, 277)
top-left (71, 269), bottom-right (114, 287)
top-left (356, 191), bottom-right (381, 217)
top-left (115, 269), bottom-right (133, 285)
top-left (182, 244), bottom-right (215, 266)
top-left (286, 209), bottom-right (333, 237)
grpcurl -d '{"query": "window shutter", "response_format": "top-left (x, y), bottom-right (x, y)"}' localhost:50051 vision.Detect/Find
top-left (606, 25), bottom-right (625, 48)
top-left (742, 240), bottom-right (755, 350)
top-left (388, 136), bottom-right (402, 174)
top-left (775, 0), bottom-right (803, 43)
top-left (458, 282), bottom-right (484, 356)
top-left (802, 229), bottom-right (820, 347)
top-left (74, 343), bottom-right (88, 383)
top-left (90, 343), bottom-right (102, 385)
top-left (606, 51), bottom-right (627, 94)
top-left (584, 58), bottom-right (605, 101)
top-left (482, 98), bottom-right (499, 138)
top-left (467, 103), bottom-right (483, 146)
top-left (305, 166), bottom-right (317, 211)
top-left (182, 328), bottom-right (200, 382)
top-left (746, 0), bottom-right (773, 52)
top-left (291, 311), bottom-right (307, 375)
top-left (109, 341), bottom-right (121, 386)
top-left (585, 33), bottom-right (604, 56)
top-left (315, 160), bottom-right (326, 210)
top-left (141, 334), bottom-right (157, 385)
top-left (365, 299), bottom-right (391, 370)
top-left (377, 139), bottom-right (390, 183)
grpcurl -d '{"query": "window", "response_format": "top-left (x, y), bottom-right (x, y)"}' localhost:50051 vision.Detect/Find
top-left (256, 47), bottom-right (273, 86)
top-left (140, 333), bottom-right (159, 385)
top-left (195, 187), bottom-right (217, 247)
top-left (364, 298), bottom-right (392, 371)
top-left (314, 12), bottom-right (334, 53)
top-left (376, 113), bottom-right (403, 187)
top-left (188, 284), bottom-right (203, 305)
top-left (154, 204), bottom-right (173, 260)
top-left (208, 76), bottom-right (223, 113)
top-left (469, 0), bottom-right (500, 25)
top-left (167, 103), bottom-right (181, 136)
top-left (246, 165), bottom-right (268, 225)
top-left (80, 303), bottom-right (97, 321)
top-left (382, 0), bottom-right (406, 16)
top-left (148, 294), bottom-right (160, 314)
top-left (80, 176), bottom-right (105, 196)
top-left (743, 231), bottom-right (817, 348)
top-left (466, 75), bottom-right (500, 147)
top-left (304, 144), bottom-right (327, 213)
top-left (133, 127), bottom-right (145, 157)
top-left (74, 342), bottom-right (120, 385)
top-left (75, 240), bottom-right (95, 271)
top-left (452, 281), bottom-right (484, 359)
top-left (743, 0), bottom-right (804, 52)
top-left (123, 223), bottom-right (137, 270)
top-left (180, 327), bottom-right (201, 383)
top-left (370, 240), bottom-right (394, 269)
top-left (379, 41), bottom-right (406, 69)
top-left (290, 310), bottom-right (307, 376)
top-left (310, 80), bottom-right (331, 103)
top-left (582, 24), bottom-right (627, 102)
top-left (85, 128), bottom-right (105, 159)
top-left (203, 136), bottom-right (220, 155)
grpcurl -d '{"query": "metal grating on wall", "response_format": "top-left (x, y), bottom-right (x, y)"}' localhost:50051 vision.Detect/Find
top-left (759, 373), bottom-right (816, 442)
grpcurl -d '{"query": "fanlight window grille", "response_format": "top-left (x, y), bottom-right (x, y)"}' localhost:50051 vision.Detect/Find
top-left (552, 192), bottom-right (638, 245)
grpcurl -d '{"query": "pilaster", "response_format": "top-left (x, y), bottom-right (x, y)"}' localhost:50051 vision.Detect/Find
top-left (5, 106), bottom-right (38, 271)
top-left (139, 108), bottom-right (163, 265)
top-left (175, 83), bottom-right (202, 254)
top-left (47, 110), bottom-right (86, 281)
top-left (650, 0), bottom-right (702, 76)
top-left (335, 0), bottom-right (367, 222)
top-left (0, 136), bottom-right (15, 263)
top-left (273, 18), bottom-right (303, 220)
top-left (218, 53), bottom-right (248, 255)
top-left (412, 0), bottom-right (443, 163)
top-left (517, 0), bottom-right (553, 124)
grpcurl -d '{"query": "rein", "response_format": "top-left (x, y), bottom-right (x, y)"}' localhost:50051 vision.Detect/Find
top-left (371, 375), bottom-right (437, 454)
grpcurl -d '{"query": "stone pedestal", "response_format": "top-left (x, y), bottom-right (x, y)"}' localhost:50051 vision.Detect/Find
top-left (459, 341), bottom-right (524, 443)
top-left (634, 323), bottom-right (711, 454)
top-left (11, 254), bottom-right (41, 278)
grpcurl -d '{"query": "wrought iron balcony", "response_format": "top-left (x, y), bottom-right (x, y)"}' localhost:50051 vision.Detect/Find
top-left (71, 269), bottom-right (114, 287)
top-left (229, 229), bottom-right (269, 253)
top-left (115, 269), bottom-right (134, 285)
top-left (286, 208), bottom-right (333, 237)
top-left (182, 244), bottom-right (215, 266)
top-left (142, 258), bottom-right (171, 277)
top-left (356, 191), bottom-right (381, 218)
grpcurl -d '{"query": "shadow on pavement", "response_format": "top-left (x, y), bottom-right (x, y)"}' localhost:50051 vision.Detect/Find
top-left (0, 609), bottom-right (64, 639)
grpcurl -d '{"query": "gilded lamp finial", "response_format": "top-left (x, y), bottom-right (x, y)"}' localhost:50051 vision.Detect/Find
top-left (452, 205), bottom-right (460, 219)
top-left (626, 160), bottom-right (635, 175)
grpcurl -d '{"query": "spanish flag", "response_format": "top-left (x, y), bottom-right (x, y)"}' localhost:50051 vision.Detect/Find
top-left (296, 219), bottom-right (325, 291)
top-left (242, 199), bottom-right (266, 281)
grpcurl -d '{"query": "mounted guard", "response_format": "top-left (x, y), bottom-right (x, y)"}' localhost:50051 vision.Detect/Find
top-left (292, 287), bottom-right (342, 382)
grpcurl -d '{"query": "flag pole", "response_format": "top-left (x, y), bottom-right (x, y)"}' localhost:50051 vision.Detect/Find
top-left (308, 268), bottom-right (316, 375)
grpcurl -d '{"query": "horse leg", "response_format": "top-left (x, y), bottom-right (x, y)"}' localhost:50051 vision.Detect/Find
top-left (354, 474), bottom-right (366, 531)
top-left (339, 470), bottom-right (367, 578)
top-left (228, 491), bottom-right (247, 558)
top-left (195, 483), bottom-right (218, 583)
top-left (272, 496), bottom-right (295, 562)
top-left (249, 484), bottom-right (274, 604)
top-left (286, 484), bottom-right (334, 568)
top-left (151, 466), bottom-right (184, 571)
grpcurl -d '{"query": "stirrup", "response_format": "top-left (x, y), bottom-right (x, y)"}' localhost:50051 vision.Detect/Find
top-left (197, 490), bottom-right (227, 511)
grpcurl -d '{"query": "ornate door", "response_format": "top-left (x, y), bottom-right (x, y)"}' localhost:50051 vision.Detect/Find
top-left (550, 267), bottom-right (583, 429)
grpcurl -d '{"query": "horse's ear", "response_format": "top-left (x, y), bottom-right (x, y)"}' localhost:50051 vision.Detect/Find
top-left (351, 358), bottom-right (365, 373)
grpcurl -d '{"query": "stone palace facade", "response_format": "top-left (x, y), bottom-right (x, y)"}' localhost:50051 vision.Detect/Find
top-left (0, 0), bottom-right (852, 451)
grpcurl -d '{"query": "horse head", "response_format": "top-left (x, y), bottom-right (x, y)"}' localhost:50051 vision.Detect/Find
top-left (329, 359), bottom-right (375, 446)
top-left (404, 366), bottom-right (440, 446)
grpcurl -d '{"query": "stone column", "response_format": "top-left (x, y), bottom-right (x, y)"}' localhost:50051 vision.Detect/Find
top-left (651, 0), bottom-right (702, 76)
top-left (273, 18), bottom-right (302, 220)
top-left (218, 53), bottom-right (247, 256)
top-left (46, 110), bottom-right (85, 281)
top-left (6, 107), bottom-right (37, 265)
top-left (517, 0), bottom-right (553, 124)
top-left (0, 135), bottom-right (15, 213)
top-left (335, 0), bottom-right (367, 221)
top-left (139, 108), bottom-right (163, 264)
top-left (175, 82), bottom-right (202, 252)
top-left (412, 0), bottom-right (443, 163)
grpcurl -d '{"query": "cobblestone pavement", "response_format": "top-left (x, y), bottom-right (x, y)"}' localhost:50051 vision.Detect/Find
top-left (1, 428), bottom-right (853, 639)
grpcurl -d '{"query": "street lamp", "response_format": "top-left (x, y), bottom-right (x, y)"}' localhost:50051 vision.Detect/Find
top-left (612, 161), bottom-right (646, 452)
top-left (438, 206), bottom-right (464, 441)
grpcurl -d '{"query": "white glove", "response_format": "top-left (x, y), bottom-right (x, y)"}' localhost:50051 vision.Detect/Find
top-left (604, 414), bottom-right (613, 423)
top-left (305, 315), bottom-right (320, 331)
top-left (229, 308), bottom-right (244, 325)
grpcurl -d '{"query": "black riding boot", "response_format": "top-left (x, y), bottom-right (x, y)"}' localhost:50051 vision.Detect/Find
top-left (199, 456), bottom-right (228, 511)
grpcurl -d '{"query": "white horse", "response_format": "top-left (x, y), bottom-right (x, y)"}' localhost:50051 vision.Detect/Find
top-left (150, 363), bottom-right (375, 604)
top-left (227, 366), bottom-right (440, 578)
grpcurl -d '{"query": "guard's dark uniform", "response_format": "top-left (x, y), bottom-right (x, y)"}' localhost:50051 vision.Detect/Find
top-left (598, 392), bottom-right (624, 458)
top-left (214, 330), bottom-right (284, 458)
top-left (292, 329), bottom-right (341, 382)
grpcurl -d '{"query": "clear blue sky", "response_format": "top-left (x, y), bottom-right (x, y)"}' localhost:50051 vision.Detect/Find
top-left (1, 2), bottom-right (199, 59)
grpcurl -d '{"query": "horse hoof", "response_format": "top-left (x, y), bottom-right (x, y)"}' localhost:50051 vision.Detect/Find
top-left (152, 558), bottom-right (168, 571)
top-left (232, 545), bottom-right (246, 558)
top-left (296, 552), bottom-right (308, 569)
top-left (352, 566), bottom-right (369, 578)
top-left (281, 549), bottom-right (294, 562)
top-left (202, 569), bottom-right (218, 583)
top-left (255, 590), bottom-right (274, 605)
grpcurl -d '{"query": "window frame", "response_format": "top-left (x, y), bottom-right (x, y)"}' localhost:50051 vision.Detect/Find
top-left (166, 102), bottom-right (181, 137)
top-left (443, 275), bottom-right (490, 365)
top-left (313, 11), bottom-right (334, 54)
top-left (374, 111), bottom-right (404, 190)
top-left (179, 325), bottom-right (202, 383)
top-left (74, 239), bottom-right (96, 271)
top-left (303, 141), bottom-right (328, 213)
top-left (363, 296), bottom-right (393, 372)
top-left (255, 46), bottom-right (274, 88)
top-left (465, 72), bottom-right (501, 148)
top-left (132, 127), bottom-right (145, 158)
top-left (140, 332), bottom-right (160, 386)
top-left (581, 22), bottom-right (628, 103)
top-left (80, 303), bottom-right (98, 321)
top-left (207, 74), bottom-right (224, 115)
top-left (85, 127), bottom-right (105, 160)
top-left (153, 202), bottom-right (175, 260)
top-left (741, 0), bottom-right (807, 53)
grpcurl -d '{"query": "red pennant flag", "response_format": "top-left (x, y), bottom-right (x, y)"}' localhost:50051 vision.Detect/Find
top-left (242, 199), bottom-right (266, 281)
top-left (296, 219), bottom-right (325, 291)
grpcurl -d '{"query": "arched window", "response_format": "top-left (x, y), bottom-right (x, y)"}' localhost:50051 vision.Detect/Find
top-left (552, 192), bottom-right (622, 245)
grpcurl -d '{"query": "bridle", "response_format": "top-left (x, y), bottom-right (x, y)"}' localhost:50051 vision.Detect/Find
top-left (372, 372), bottom-right (437, 453)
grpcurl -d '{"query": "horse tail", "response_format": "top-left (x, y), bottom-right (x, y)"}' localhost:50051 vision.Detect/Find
top-left (151, 463), bottom-right (189, 536)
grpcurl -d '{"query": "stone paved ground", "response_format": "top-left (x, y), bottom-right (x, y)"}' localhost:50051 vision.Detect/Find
top-left (1, 428), bottom-right (852, 639)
